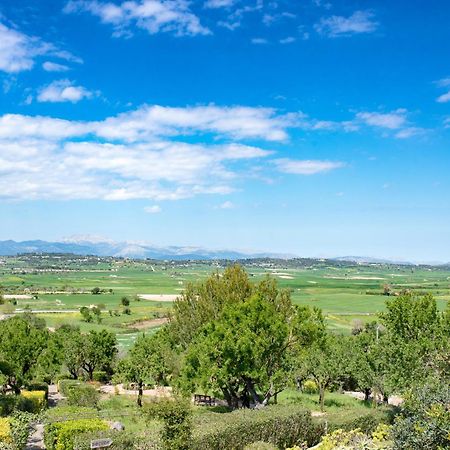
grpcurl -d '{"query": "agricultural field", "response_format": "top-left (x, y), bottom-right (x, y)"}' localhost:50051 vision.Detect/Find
top-left (1, 253), bottom-right (449, 349)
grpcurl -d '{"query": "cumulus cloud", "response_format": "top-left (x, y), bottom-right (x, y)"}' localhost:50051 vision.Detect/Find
top-left (65, 0), bottom-right (211, 37)
top-left (204, 0), bottom-right (236, 8)
top-left (37, 80), bottom-right (94, 103)
top-left (315, 10), bottom-right (378, 37)
top-left (0, 22), bottom-right (80, 73)
top-left (436, 91), bottom-right (450, 103)
top-left (144, 205), bottom-right (162, 213)
top-left (42, 61), bottom-right (70, 72)
top-left (274, 159), bottom-right (345, 175)
top-left (216, 200), bottom-right (235, 209)
top-left (356, 109), bottom-right (407, 129)
top-left (251, 38), bottom-right (268, 44)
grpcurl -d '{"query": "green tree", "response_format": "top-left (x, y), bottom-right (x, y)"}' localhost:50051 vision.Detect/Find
top-left (117, 330), bottom-right (173, 406)
top-left (296, 335), bottom-right (347, 411)
top-left (79, 306), bottom-right (92, 323)
top-left (0, 316), bottom-right (49, 392)
top-left (79, 330), bottom-right (117, 380)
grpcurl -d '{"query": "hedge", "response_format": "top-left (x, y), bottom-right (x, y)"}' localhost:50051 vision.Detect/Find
top-left (25, 382), bottom-right (49, 400)
top-left (191, 405), bottom-right (324, 450)
top-left (74, 430), bottom-right (161, 450)
top-left (325, 409), bottom-right (393, 435)
top-left (9, 411), bottom-right (35, 450)
top-left (45, 419), bottom-right (108, 450)
top-left (20, 391), bottom-right (47, 413)
top-left (58, 380), bottom-right (82, 397)
top-left (0, 418), bottom-right (11, 444)
top-left (0, 396), bottom-right (34, 417)
top-left (65, 384), bottom-right (100, 408)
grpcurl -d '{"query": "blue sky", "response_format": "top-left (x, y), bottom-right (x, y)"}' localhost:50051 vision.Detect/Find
top-left (0, 0), bottom-right (449, 261)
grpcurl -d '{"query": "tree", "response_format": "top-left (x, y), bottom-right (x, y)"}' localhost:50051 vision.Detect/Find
top-left (117, 330), bottom-right (173, 406)
top-left (176, 268), bottom-right (325, 408)
top-left (79, 306), bottom-right (92, 323)
top-left (120, 296), bottom-right (130, 307)
top-left (91, 306), bottom-right (102, 324)
top-left (296, 335), bottom-right (347, 411)
top-left (91, 287), bottom-right (101, 295)
top-left (79, 330), bottom-right (117, 380)
top-left (0, 316), bottom-right (49, 392)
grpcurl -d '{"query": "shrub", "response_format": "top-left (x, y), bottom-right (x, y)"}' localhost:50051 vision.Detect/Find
top-left (66, 383), bottom-right (100, 408)
top-left (20, 390), bottom-right (47, 413)
top-left (0, 418), bottom-right (11, 444)
top-left (0, 395), bottom-right (34, 417)
top-left (9, 411), bottom-right (35, 450)
top-left (58, 380), bottom-right (82, 397)
top-left (243, 442), bottom-right (278, 450)
top-left (326, 409), bottom-right (392, 434)
top-left (191, 405), bottom-right (323, 450)
top-left (145, 398), bottom-right (192, 450)
top-left (391, 381), bottom-right (450, 449)
top-left (302, 380), bottom-right (319, 394)
top-left (26, 382), bottom-right (49, 400)
top-left (92, 371), bottom-right (108, 383)
top-left (74, 430), bottom-right (161, 450)
top-left (44, 419), bottom-right (108, 450)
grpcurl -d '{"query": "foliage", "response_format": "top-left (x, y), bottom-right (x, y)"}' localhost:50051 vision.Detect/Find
top-left (58, 380), bottom-right (83, 397)
top-left (316, 428), bottom-right (390, 450)
top-left (65, 383), bottom-right (100, 408)
top-left (175, 266), bottom-right (325, 408)
top-left (302, 380), bottom-right (319, 394)
top-left (73, 430), bottom-right (161, 450)
top-left (20, 390), bottom-right (47, 413)
top-left (116, 330), bottom-right (172, 406)
top-left (9, 411), bottom-right (35, 450)
top-left (44, 419), bottom-right (108, 450)
top-left (391, 381), bottom-right (450, 449)
top-left (145, 398), bottom-right (192, 450)
top-left (243, 442), bottom-right (277, 450)
top-left (191, 405), bottom-right (322, 450)
top-left (0, 418), bottom-right (11, 444)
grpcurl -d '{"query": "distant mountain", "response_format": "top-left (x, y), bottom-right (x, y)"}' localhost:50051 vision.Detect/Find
top-left (0, 239), bottom-right (292, 260)
top-left (333, 256), bottom-right (415, 265)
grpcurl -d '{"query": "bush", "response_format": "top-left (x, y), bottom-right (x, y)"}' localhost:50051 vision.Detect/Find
top-left (326, 409), bottom-right (392, 434)
top-left (20, 390), bottom-right (47, 413)
top-left (66, 383), bottom-right (100, 408)
top-left (74, 430), bottom-right (161, 450)
top-left (191, 405), bottom-right (323, 450)
top-left (243, 442), bottom-right (278, 450)
top-left (9, 411), bottom-right (35, 450)
top-left (302, 380), bottom-right (319, 394)
top-left (58, 380), bottom-right (82, 397)
top-left (391, 382), bottom-right (450, 449)
top-left (0, 395), bottom-right (34, 417)
top-left (26, 382), bottom-right (49, 400)
top-left (45, 419), bottom-right (108, 450)
top-left (92, 371), bottom-right (108, 383)
top-left (0, 418), bottom-right (11, 444)
top-left (145, 398), bottom-right (192, 450)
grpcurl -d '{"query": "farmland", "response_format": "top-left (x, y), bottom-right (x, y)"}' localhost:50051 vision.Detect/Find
top-left (1, 253), bottom-right (449, 349)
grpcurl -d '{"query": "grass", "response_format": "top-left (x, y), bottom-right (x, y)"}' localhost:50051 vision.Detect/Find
top-left (2, 256), bottom-right (449, 341)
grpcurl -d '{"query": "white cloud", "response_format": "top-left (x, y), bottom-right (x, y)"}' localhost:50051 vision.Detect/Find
top-left (394, 127), bottom-right (424, 139)
top-left (315, 10), bottom-right (378, 37)
top-left (279, 36), bottom-right (296, 44)
top-left (37, 80), bottom-right (94, 103)
top-left (356, 109), bottom-right (407, 129)
top-left (0, 22), bottom-right (80, 73)
top-left (65, 0), bottom-right (211, 37)
top-left (436, 91), bottom-right (450, 103)
top-left (204, 0), bottom-right (235, 9)
top-left (216, 200), bottom-right (234, 209)
top-left (42, 61), bottom-right (70, 72)
top-left (275, 159), bottom-right (345, 175)
top-left (251, 38), bottom-right (268, 44)
top-left (144, 205), bottom-right (162, 213)
top-left (435, 77), bottom-right (450, 88)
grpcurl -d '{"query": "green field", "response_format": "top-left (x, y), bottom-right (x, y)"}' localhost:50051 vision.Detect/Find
top-left (1, 254), bottom-right (449, 349)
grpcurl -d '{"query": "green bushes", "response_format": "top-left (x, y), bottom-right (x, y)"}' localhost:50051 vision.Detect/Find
top-left (20, 391), bottom-right (47, 413)
top-left (58, 380), bottom-right (82, 397)
top-left (0, 395), bottom-right (34, 417)
top-left (191, 405), bottom-right (323, 450)
top-left (66, 384), bottom-right (100, 408)
top-left (92, 371), bottom-right (108, 382)
top-left (325, 409), bottom-right (393, 434)
top-left (45, 419), bottom-right (108, 450)
top-left (145, 398), bottom-right (192, 450)
top-left (25, 382), bottom-right (49, 400)
top-left (73, 431), bottom-right (161, 450)
top-left (0, 412), bottom-right (34, 450)
top-left (58, 380), bottom-right (100, 408)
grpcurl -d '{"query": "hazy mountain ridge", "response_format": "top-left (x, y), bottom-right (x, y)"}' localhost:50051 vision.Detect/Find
top-left (0, 239), bottom-right (292, 260)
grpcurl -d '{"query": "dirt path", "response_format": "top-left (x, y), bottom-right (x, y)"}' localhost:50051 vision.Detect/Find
top-left (25, 386), bottom-right (62, 449)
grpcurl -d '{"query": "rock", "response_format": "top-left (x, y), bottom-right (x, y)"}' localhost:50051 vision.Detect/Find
top-left (111, 421), bottom-right (125, 431)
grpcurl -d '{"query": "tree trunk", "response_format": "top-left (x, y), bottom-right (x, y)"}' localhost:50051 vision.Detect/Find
top-left (364, 388), bottom-right (371, 402)
top-left (245, 380), bottom-right (262, 406)
top-left (319, 386), bottom-right (325, 412)
top-left (137, 381), bottom-right (143, 407)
